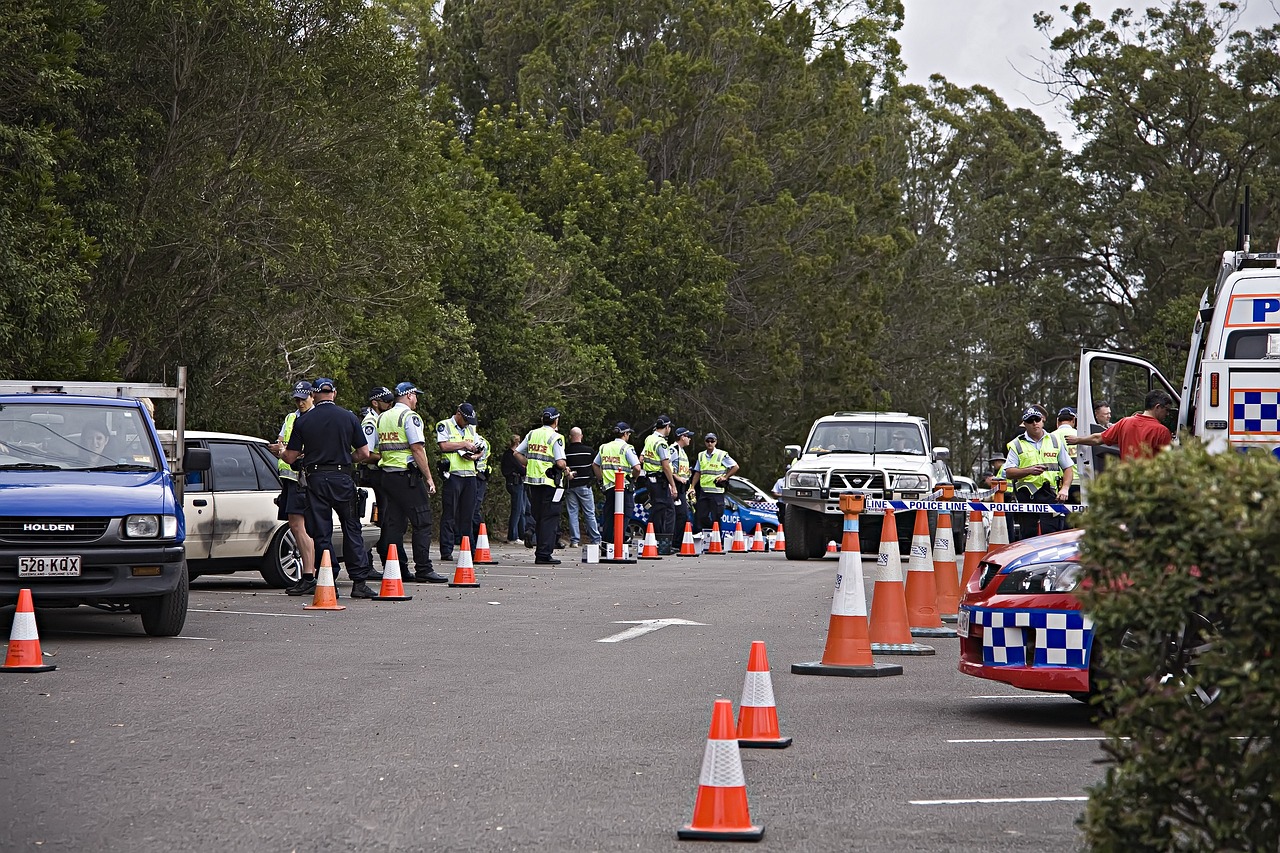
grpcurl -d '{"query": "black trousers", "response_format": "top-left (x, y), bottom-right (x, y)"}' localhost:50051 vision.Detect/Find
top-left (379, 469), bottom-right (434, 577)
top-left (471, 475), bottom-right (489, 542)
top-left (1011, 484), bottom-right (1066, 542)
top-left (440, 473), bottom-right (477, 558)
top-left (304, 470), bottom-right (370, 582)
top-left (526, 483), bottom-right (562, 561)
top-left (600, 487), bottom-right (636, 545)
top-left (646, 474), bottom-right (675, 539)
top-left (696, 492), bottom-right (726, 531)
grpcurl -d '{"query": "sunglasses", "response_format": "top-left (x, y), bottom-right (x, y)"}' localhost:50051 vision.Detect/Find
top-left (705, 439), bottom-right (716, 443)
top-left (1024, 417), bottom-right (1043, 423)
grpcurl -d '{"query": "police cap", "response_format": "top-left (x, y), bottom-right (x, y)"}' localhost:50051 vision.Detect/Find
top-left (458, 402), bottom-right (477, 425)
top-left (313, 378), bottom-right (336, 393)
top-left (394, 381), bottom-right (420, 397)
top-left (541, 406), bottom-right (561, 424)
top-left (654, 414), bottom-right (672, 428)
top-left (368, 386), bottom-right (394, 404)
top-left (291, 380), bottom-right (313, 399)
top-left (613, 422), bottom-right (632, 435)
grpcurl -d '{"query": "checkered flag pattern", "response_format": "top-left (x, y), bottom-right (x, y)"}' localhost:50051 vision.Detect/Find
top-left (1233, 390), bottom-right (1280, 434)
top-left (970, 607), bottom-right (1094, 668)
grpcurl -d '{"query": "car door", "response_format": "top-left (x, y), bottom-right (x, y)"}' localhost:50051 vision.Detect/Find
top-left (182, 449), bottom-right (214, 561)
top-left (1076, 349), bottom-right (1178, 500)
top-left (205, 440), bottom-right (278, 560)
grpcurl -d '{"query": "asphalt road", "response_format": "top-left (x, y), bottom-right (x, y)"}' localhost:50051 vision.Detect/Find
top-left (1, 543), bottom-right (1104, 852)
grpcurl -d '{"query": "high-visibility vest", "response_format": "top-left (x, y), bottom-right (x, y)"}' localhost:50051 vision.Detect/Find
top-left (277, 411), bottom-right (299, 480)
top-left (1011, 433), bottom-right (1063, 492)
top-left (376, 408), bottom-right (413, 470)
top-left (598, 438), bottom-right (632, 489)
top-left (674, 447), bottom-right (690, 480)
top-left (698, 449), bottom-right (730, 493)
top-left (641, 432), bottom-right (668, 473)
top-left (437, 418), bottom-right (478, 476)
top-left (523, 425), bottom-right (560, 486)
top-left (1052, 423), bottom-right (1078, 459)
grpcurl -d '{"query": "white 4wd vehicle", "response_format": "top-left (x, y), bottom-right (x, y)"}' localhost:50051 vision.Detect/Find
top-left (780, 412), bottom-right (953, 559)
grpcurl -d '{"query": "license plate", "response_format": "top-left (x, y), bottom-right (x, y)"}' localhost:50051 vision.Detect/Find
top-left (18, 555), bottom-right (82, 577)
top-left (957, 606), bottom-right (970, 636)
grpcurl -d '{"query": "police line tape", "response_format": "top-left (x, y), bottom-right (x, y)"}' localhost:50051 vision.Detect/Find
top-left (863, 498), bottom-right (1087, 514)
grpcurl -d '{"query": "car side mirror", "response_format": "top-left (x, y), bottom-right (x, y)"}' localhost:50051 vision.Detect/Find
top-left (784, 444), bottom-right (801, 460)
top-left (932, 446), bottom-right (950, 462)
top-left (183, 447), bottom-right (211, 472)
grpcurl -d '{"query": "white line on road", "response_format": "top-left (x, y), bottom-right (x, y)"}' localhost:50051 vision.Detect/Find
top-left (188, 608), bottom-right (322, 618)
top-left (968, 693), bottom-right (1067, 700)
top-left (948, 736), bottom-right (1109, 744)
top-left (912, 796), bottom-right (1088, 806)
top-left (597, 618), bottom-right (705, 643)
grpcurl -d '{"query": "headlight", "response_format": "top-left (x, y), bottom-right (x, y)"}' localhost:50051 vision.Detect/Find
top-left (787, 471), bottom-right (823, 489)
top-left (996, 561), bottom-right (1083, 594)
top-left (124, 514), bottom-right (178, 538)
top-left (894, 475), bottom-right (929, 491)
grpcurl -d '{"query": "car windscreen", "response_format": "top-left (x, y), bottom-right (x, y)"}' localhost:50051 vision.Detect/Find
top-left (0, 403), bottom-right (160, 471)
top-left (806, 422), bottom-right (926, 455)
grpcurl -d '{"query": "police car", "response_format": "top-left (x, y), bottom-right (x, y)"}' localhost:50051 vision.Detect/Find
top-left (603, 475), bottom-right (779, 539)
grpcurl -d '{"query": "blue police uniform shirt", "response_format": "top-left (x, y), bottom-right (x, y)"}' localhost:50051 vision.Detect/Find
top-left (286, 400), bottom-right (367, 466)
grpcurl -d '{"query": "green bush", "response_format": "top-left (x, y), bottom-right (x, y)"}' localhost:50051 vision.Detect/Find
top-left (1078, 441), bottom-right (1280, 850)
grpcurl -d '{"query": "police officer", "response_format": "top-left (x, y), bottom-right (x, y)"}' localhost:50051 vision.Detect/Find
top-left (1003, 407), bottom-right (1074, 541)
top-left (374, 382), bottom-right (444, 582)
top-left (436, 402), bottom-right (481, 562)
top-left (515, 407), bottom-right (568, 565)
top-left (641, 416), bottom-right (678, 554)
top-left (470, 432), bottom-right (491, 543)
top-left (281, 378), bottom-right (379, 598)
top-left (669, 427), bottom-right (695, 540)
top-left (269, 380), bottom-right (316, 596)
top-left (359, 386), bottom-right (395, 573)
top-left (692, 433), bottom-right (739, 531)
top-left (593, 423), bottom-right (643, 546)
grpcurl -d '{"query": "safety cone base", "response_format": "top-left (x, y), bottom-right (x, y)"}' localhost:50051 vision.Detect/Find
top-left (639, 554), bottom-right (663, 560)
top-left (677, 825), bottom-right (764, 842)
top-left (910, 626), bottom-right (959, 638)
top-left (448, 580), bottom-right (481, 588)
top-left (1, 660), bottom-right (56, 673)
top-left (598, 557), bottom-right (637, 564)
top-left (473, 558), bottom-right (500, 565)
top-left (940, 613), bottom-right (959, 624)
top-left (377, 593), bottom-right (413, 601)
top-left (870, 642), bottom-right (936, 656)
top-left (303, 601), bottom-right (346, 610)
top-left (790, 660), bottom-right (903, 678)
top-left (738, 735), bottom-right (792, 749)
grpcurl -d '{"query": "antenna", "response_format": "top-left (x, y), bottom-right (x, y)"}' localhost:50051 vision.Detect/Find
top-left (1243, 186), bottom-right (1251, 254)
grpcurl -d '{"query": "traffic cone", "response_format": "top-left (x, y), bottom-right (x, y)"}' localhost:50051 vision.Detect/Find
top-left (736, 641), bottom-right (792, 748)
top-left (376, 544), bottom-right (413, 601)
top-left (707, 522), bottom-right (724, 554)
top-left (989, 483), bottom-right (1010, 553)
top-left (961, 509), bottom-right (988, 588)
top-left (473, 522), bottom-right (498, 564)
top-left (905, 510), bottom-right (952, 638)
top-left (933, 505), bottom-right (961, 622)
top-left (2, 589), bottom-right (56, 673)
top-left (793, 503), bottom-right (903, 677)
top-left (772, 524), bottom-right (785, 552)
top-left (640, 523), bottom-right (662, 560)
top-left (304, 555), bottom-right (346, 611)
top-left (730, 521), bottom-right (748, 553)
top-left (677, 699), bottom-right (764, 842)
top-left (678, 523), bottom-right (697, 556)
top-left (749, 524), bottom-right (766, 552)
top-left (825, 540), bottom-right (838, 557)
top-left (449, 536), bottom-right (480, 587)
top-left (868, 509), bottom-right (933, 655)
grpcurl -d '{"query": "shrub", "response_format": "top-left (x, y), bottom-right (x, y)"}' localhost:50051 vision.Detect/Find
top-left (1078, 441), bottom-right (1280, 850)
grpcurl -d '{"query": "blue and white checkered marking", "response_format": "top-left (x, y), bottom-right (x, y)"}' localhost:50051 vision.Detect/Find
top-left (1233, 390), bottom-right (1280, 434)
top-left (970, 607), bottom-right (1093, 668)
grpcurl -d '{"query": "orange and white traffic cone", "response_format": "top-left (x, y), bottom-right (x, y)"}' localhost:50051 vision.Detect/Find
top-left (961, 509), bottom-right (988, 588)
top-left (449, 536), bottom-right (480, 587)
top-left (736, 641), bottom-right (792, 748)
top-left (2, 589), bottom-right (56, 673)
top-left (678, 523), bottom-right (697, 557)
top-left (640, 523), bottom-right (662, 560)
top-left (304, 555), bottom-right (346, 611)
top-left (677, 699), bottom-right (764, 842)
top-left (825, 540), bottom-right (838, 557)
top-left (749, 524), bottom-right (766, 553)
top-left (933, 497), bottom-right (962, 622)
top-left (868, 509), bottom-right (933, 655)
top-left (376, 544), bottom-right (413, 601)
top-left (793, 499), bottom-right (903, 677)
top-left (989, 481), bottom-right (1010, 554)
top-left (730, 521), bottom-right (748, 553)
top-left (707, 522), bottom-right (724, 554)
top-left (473, 522), bottom-right (499, 565)
top-left (772, 524), bottom-right (785, 552)
top-left (904, 510), bottom-right (951, 637)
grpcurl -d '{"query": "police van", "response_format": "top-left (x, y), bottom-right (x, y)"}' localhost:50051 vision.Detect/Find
top-left (1076, 240), bottom-right (1280, 494)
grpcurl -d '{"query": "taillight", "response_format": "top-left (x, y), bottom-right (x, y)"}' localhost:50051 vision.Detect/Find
top-left (1210, 372), bottom-right (1219, 407)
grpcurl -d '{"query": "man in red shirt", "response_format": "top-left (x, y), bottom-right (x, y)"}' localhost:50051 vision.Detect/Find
top-left (1069, 390), bottom-right (1174, 461)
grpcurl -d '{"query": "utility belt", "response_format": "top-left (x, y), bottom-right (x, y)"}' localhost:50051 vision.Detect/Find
top-left (305, 463), bottom-right (352, 473)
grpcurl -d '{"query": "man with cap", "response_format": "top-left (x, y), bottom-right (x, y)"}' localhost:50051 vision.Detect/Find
top-left (1003, 407), bottom-right (1074, 542)
top-left (593, 423), bottom-right (643, 547)
top-left (692, 433), bottom-right (739, 532)
top-left (640, 416), bottom-right (678, 554)
top-left (515, 407), bottom-right (568, 565)
top-left (436, 402), bottom-right (482, 562)
top-left (269, 380), bottom-right (317, 596)
top-left (1052, 406), bottom-right (1080, 503)
top-left (563, 426), bottom-right (601, 549)
top-left (358, 387), bottom-right (395, 573)
top-left (372, 382), bottom-right (443, 582)
top-left (669, 427), bottom-right (695, 542)
top-left (281, 378), bottom-right (379, 598)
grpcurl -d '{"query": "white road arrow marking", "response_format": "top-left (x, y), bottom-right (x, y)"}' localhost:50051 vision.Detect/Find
top-left (597, 618), bottom-right (705, 643)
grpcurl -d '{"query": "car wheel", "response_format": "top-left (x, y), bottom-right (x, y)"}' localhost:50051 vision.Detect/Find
top-left (139, 564), bottom-right (189, 637)
top-left (785, 504), bottom-right (825, 560)
top-left (1089, 612), bottom-right (1221, 713)
top-left (260, 525), bottom-right (303, 588)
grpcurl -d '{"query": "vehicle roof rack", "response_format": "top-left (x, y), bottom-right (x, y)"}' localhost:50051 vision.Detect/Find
top-left (0, 380), bottom-right (182, 399)
top-left (831, 411), bottom-right (911, 417)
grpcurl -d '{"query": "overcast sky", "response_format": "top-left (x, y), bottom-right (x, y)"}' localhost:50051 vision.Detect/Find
top-left (897, 0), bottom-right (1279, 142)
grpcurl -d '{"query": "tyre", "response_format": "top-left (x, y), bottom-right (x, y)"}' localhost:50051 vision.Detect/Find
top-left (140, 564), bottom-right (189, 637)
top-left (259, 524), bottom-right (303, 588)
top-left (784, 504), bottom-right (826, 560)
